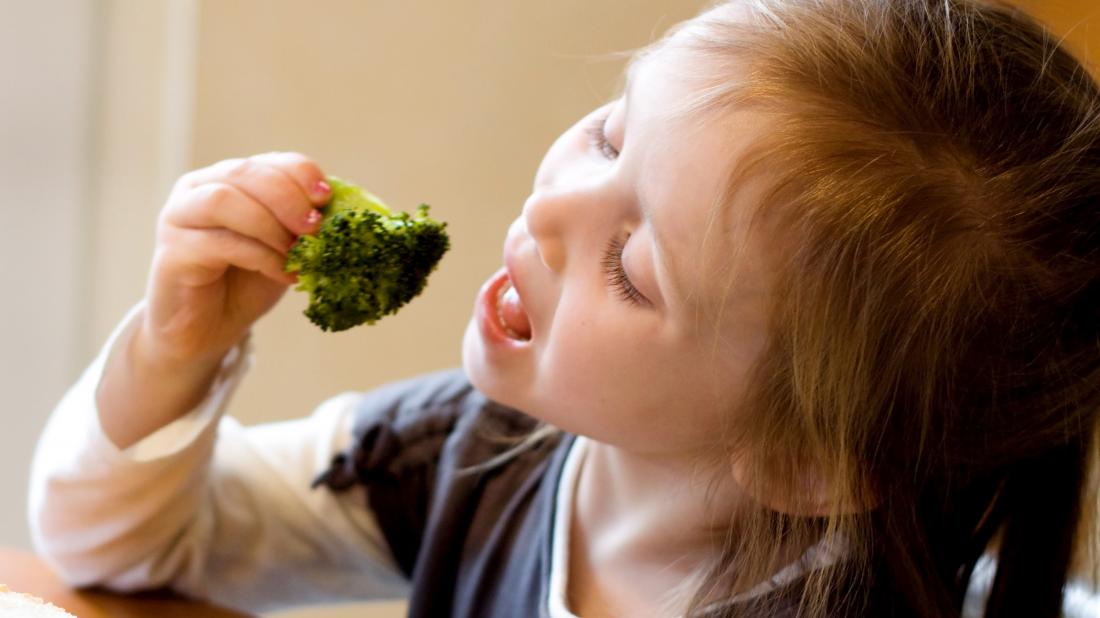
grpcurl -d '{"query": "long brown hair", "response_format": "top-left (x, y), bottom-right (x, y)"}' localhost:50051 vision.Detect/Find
top-left (649, 1), bottom-right (1100, 616)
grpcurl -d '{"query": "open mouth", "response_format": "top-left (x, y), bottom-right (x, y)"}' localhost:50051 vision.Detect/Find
top-left (496, 277), bottom-right (532, 341)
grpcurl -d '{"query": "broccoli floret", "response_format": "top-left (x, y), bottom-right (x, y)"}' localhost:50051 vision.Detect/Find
top-left (284, 177), bottom-right (449, 332)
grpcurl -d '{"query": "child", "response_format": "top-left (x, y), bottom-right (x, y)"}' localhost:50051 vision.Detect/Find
top-left (28, 0), bottom-right (1100, 616)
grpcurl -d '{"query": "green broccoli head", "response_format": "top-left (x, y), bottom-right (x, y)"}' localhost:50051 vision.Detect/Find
top-left (284, 177), bottom-right (449, 332)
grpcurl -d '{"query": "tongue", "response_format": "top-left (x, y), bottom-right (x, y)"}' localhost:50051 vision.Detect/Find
top-left (500, 285), bottom-right (532, 340)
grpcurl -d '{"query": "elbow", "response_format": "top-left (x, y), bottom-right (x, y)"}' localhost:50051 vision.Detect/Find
top-left (28, 470), bottom-right (207, 595)
top-left (27, 470), bottom-right (159, 591)
top-left (27, 473), bottom-right (117, 589)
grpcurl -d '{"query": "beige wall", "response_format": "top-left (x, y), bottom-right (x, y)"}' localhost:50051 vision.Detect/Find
top-left (0, 0), bottom-right (94, 549)
top-left (86, 0), bottom-right (200, 361)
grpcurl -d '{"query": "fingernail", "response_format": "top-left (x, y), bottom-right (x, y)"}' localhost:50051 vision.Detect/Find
top-left (313, 179), bottom-right (331, 197)
top-left (305, 209), bottom-right (322, 226)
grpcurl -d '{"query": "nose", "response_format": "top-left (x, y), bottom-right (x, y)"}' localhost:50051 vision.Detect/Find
top-left (522, 190), bottom-right (569, 272)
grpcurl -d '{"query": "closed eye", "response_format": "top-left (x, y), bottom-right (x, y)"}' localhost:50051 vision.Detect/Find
top-left (602, 234), bottom-right (649, 306)
top-left (586, 108), bottom-right (620, 160)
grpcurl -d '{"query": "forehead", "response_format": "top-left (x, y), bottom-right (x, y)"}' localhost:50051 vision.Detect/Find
top-left (627, 50), bottom-right (777, 326)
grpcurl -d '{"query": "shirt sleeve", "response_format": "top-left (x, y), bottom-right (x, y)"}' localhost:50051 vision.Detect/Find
top-left (27, 304), bottom-right (410, 614)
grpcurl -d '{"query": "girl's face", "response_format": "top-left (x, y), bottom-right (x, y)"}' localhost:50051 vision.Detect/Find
top-left (463, 47), bottom-right (777, 460)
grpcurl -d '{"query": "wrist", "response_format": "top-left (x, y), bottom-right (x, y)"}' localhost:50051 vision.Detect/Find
top-left (96, 314), bottom-right (244, 451)
top-left (130, 311), bottom-right (243, 379)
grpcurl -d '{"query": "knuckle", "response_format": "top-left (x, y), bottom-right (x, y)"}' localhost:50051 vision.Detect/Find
top-left (160, 192), bottom-right (194, 225)
top-left (251, 151), bottom-right (323, 187)
top-left (155, 224), bottom-right (181, 248)
top-left (277, 184), bottom-right (310, 210)
top-left (277, 151), bottom-right (308, 166)
top-left (224, 157), bottom-right (255, 180)
top-left (282, 153), bottom-right (321, 179)
top-left (156, 202), bottom-right (175, 226)
top-left (195, 182), bottom-right (237, 210)
top-left (300, 159), bottom-right (324, 178)
top-left (174, 170), bottom-right (198, 191)
top-left (218, 156), bottom-right (246, 168)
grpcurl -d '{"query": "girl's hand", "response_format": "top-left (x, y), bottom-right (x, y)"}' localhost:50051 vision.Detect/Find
top-left (137, 152), bottom-right (331, 371)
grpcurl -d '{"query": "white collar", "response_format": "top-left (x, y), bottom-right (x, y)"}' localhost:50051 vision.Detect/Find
top-left (546, 437), bottom-right (845, 616)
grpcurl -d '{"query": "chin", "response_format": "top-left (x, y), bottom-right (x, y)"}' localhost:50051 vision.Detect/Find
top-left (462, 319), bottom-right (510, 403)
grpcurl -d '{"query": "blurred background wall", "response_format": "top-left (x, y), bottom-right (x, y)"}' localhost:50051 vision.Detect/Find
top-left (1, 1), bottom-right (1096, 617)
top-left (1, 0), bottom-right (96, 565)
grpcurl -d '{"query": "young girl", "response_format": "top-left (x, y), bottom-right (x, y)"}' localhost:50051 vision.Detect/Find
top-left (28, 0), bottom-right (1100, 616)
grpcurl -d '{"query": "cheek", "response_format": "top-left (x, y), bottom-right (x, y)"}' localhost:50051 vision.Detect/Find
top-left (538, 329), bottom-right (736, 448)
top-left (538, 303), bottom-right (685, 412)
top-left (538, 306), bottom-right (610, 392)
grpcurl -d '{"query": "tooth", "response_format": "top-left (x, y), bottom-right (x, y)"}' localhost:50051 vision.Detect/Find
top-left (497, 281), bottom-right (513, 336)
top-left (496, 280), bottom-right (523, 339)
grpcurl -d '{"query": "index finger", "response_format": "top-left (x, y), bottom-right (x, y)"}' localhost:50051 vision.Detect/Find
top-left (248, 152), bottom-right (332, 206)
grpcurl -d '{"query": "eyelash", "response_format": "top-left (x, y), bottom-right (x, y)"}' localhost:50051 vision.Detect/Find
top-left (586, 110), bottom-right (620, 159)
top-left (602, 235), bottom-right (648, 306)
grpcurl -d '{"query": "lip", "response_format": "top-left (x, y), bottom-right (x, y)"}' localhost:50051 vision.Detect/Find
top-left (475, 264), bottom-right (533, 349)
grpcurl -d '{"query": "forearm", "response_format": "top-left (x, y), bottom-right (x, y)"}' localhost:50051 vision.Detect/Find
top-left (96, 306), bottom-right (241, 450)
top-left (29, 303), bottom-right (251, 587)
